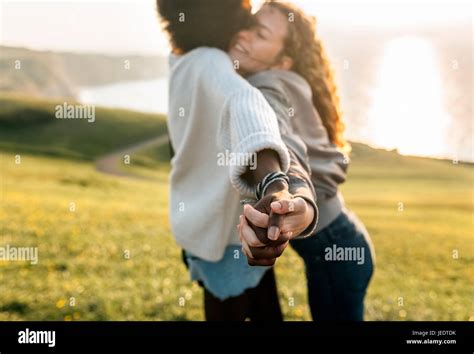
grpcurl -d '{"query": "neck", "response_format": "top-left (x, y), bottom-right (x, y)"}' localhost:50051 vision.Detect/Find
top-left (172, 47), bottom-right (183, 55)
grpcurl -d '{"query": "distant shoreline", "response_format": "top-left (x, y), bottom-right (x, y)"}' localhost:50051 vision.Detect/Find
top-left (0, 45), bottom-right (168, 100)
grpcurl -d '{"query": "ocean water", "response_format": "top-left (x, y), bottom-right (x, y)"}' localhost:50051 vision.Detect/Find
top-left (79, 78), bottom-right (168, 115)
top-left (79, 35), bottom-right (472, 162)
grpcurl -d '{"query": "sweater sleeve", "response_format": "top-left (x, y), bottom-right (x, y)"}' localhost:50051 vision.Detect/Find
top-left (196, 50), bottom-right (290, 196)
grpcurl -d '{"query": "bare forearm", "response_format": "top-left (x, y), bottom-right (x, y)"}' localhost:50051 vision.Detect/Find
top-left (241, 149), bottom-right (282, 187)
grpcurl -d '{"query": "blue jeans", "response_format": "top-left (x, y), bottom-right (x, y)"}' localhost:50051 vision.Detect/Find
top-left (290, 209), bottom-right (375, 321)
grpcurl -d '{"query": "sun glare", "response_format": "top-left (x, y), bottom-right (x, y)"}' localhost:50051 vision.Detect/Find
top-left (368, 36), bottom-right (450, 158)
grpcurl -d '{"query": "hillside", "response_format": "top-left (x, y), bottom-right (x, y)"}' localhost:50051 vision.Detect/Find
top-left (0, 95), bottom-right (168, 160)
top-left (0, 96), bottom-right (472, 321)
top-left (0, 46), bottom-right (168, 99)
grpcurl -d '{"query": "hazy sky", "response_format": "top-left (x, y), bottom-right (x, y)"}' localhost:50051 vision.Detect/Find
top-left (0, 0), bottom-right (472, 56)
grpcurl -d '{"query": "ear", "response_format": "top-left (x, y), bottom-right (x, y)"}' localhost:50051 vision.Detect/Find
top-left (274, 55), bottom-right (293, 71)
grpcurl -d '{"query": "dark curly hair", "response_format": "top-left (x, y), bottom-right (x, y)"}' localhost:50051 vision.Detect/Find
top-left (157, 0), bottom-right (254, 53)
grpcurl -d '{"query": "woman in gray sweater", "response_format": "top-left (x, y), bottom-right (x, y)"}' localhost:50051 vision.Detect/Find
top-left (234, 1), bottom-right (375, 320)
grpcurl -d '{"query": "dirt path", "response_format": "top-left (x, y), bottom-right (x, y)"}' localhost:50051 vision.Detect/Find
top-left (95, 135), bottom-right (168, 179)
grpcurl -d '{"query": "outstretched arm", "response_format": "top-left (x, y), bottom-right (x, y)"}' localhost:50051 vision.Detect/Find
top-left (239, 148), bottom-right (317, 266)
top-left (239, 86), bottom-right (319, 266)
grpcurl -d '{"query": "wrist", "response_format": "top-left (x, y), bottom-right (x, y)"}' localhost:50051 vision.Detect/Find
top-left (256, 171), bottom-right (289, 200)
top-left (264, 180), bottom-right (289, 196)
top-left (306, 200), bottom-right (315, 222)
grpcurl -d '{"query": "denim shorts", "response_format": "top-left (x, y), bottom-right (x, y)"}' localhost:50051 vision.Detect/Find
top-left (184, 246), bottom-right (270, 301)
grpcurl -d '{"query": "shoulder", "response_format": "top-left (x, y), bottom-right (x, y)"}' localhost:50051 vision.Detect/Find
top-left (247, 70), bottom-right (287, 93)
top-left (247, 70), bottom-right (312, 104)
top-left (170, 47), bottom-right (238, 90)
top-left (176, 47), bottom-right (232, 68)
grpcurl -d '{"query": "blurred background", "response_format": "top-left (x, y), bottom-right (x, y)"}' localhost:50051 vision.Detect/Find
top-left (0, 0), bottom-right (472, 321)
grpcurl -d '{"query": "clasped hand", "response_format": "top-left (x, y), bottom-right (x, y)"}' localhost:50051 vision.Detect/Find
top-left (237, 189), bottom-right (314, 266)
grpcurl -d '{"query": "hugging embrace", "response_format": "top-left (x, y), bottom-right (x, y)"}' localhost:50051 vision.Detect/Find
top-left (157, 0), bottom-right (375, 321)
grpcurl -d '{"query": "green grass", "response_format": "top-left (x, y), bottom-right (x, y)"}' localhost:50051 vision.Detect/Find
top-left (339, 147), bottom-right (473, 320)
top-left (0, 96), bottom-right (473, 321)
top-left (0, 95), bottom-right (168, 160)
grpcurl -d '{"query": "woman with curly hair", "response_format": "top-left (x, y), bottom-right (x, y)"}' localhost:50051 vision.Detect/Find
top-left (157, 0), bottom-right (319, 320)
top-left (234, 1), bottom-right (375, 320)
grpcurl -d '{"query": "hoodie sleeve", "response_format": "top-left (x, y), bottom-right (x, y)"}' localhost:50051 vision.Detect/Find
top-left (258, 86), bottom-right (319, 238)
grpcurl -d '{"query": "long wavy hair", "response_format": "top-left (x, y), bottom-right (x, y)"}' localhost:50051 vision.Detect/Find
top-left (267, 1), bottom-right (349, 150)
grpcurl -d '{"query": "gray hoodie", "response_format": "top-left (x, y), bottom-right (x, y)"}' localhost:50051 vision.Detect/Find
top-left (248, 69), bottom-right (348, 232)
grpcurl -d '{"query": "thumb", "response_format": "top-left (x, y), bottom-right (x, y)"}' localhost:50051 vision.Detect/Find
top-left (270, 199), bottom-right (295, 215)
top-left (267, 210), bottom-right (283, 241)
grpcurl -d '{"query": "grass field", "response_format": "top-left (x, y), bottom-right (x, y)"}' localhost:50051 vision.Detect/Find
top-left (0, 96), bottom-right (472, 321)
